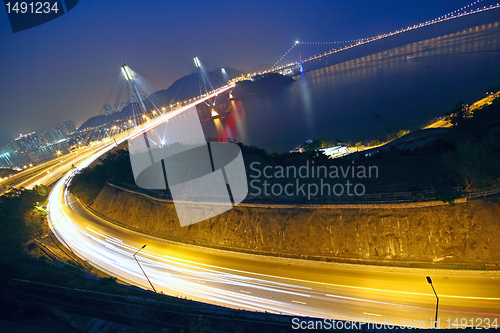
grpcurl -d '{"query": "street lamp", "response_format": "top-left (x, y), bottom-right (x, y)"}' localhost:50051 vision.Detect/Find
top-left (133, 245), bottom-right (157, 293)
top-left (426, 276), bottom-right (439, 328)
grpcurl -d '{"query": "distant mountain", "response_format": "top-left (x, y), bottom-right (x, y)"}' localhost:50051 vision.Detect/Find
top-left (80, 67), bottom-right (245, 130)
top-left (79, 103), bottom-right (136, 130)
top-left (150, 67), bottom-right (244, 103)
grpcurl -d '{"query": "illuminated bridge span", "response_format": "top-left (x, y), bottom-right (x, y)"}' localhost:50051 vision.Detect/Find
top-left (82, 55), bottom-right (233, 147)
top-left (100, 59), bottom-right (229, 127)
top-left (270, 0), bottom-right (500, 73)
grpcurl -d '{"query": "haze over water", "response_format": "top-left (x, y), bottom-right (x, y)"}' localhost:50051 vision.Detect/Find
top-left (203, 20), bottom-right (500, 151)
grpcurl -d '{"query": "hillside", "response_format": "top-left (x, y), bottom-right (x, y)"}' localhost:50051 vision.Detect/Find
top-left (231, 73), bottom-right (294, 99)
top-left (91, 183), bottom-right (500, 265)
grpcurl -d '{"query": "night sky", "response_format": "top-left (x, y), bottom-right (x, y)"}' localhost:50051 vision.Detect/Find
top-left (0, 1), bottom-right (480, 145)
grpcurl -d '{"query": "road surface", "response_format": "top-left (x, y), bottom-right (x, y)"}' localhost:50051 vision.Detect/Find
top-left (47, 145), bottom-right (500, 329)
top-left (45, 84), bottom-right (499, 329)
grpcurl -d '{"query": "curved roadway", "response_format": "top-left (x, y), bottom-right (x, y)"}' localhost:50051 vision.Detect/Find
top-left (47, 96), bottom-right (500, 330)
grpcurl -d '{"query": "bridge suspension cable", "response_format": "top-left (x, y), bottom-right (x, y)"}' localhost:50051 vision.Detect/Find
top-left (271, 43), bottom-right (297, 70)
top-left (298, 38), bottom-right (374, 46)
top-left (270, 0), bottom-right (498, 71)
top-left (97, 64), bottom-right (168, 131)
top-left (271, 38), bottom-right (375, 70)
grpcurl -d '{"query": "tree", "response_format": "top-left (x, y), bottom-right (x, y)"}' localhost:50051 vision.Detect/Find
top-left (189, 316), bottom-right (210, 333)
top-left (0, 186), bottom-right (49, 257)
top-left (397, 129), bottom-right (409, 138)
top-left (446, 102), bottom-right (471, 128)
top-left (303, 138), bottom-right (334, 152)
top-left (441, 137), bottom-right (493, 192)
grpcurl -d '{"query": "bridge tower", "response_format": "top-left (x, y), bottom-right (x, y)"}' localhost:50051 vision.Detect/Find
top-left (194, 57), bottom-right (214, 96)
top-left (221, 67), bottom-right (229, 83)
top-left (295, 41), bottom-right (304, 73)
top-left (121, 64), bottom-right (148, 124)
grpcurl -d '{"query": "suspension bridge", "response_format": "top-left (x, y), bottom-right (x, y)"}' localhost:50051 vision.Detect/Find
top-left (268, 0), bottom-right (500, 75)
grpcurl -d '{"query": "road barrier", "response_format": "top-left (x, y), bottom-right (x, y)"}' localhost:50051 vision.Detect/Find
top-left (105, 179), bottom-right (500, 206)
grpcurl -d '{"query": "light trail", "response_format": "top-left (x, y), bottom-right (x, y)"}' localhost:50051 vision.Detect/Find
top-left (46, 84), bottom-right (500, 327)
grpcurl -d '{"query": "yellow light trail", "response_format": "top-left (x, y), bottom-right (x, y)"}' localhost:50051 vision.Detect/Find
top-left (45, 84), bottom-right (500, 327)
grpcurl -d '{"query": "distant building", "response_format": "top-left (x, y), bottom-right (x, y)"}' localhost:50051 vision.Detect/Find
top-left (55, 124), bottom-right (67, 139)
top-left (3, 141), bottom-right (17, 153)
top-left (0, 141), bottom-right (17, 155)
top-left (62, 119), bottom-right (77, 135)
top-left (103, 104), bottom-right (114, 115)
top-left (118, 102), bottom-right (127, 112)
top-left (10, 140), bottom-right (21, 152)
top-left (14, 132), bottom-right (46, 152)
top-left (43, 130), bottom-right (56, 144)
top-left (43, 127), bottom-right (66, 144)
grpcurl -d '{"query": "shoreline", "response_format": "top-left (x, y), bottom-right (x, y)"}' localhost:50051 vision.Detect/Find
top-left (326, 89), bottom-right (500, 156)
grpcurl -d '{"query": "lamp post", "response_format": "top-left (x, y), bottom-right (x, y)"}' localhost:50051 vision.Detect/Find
top-left (133, 245), bottom-right (157, 293)
top-left (426, 276), bottom-right (439, 328)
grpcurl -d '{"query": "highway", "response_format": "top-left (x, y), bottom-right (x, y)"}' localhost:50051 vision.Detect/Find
top-left (0, 146), bottom-right (101, 195)
top-left (46, 86), bottom-right (499, 329)
top-left (48, 174), bottom-right (500, 328)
